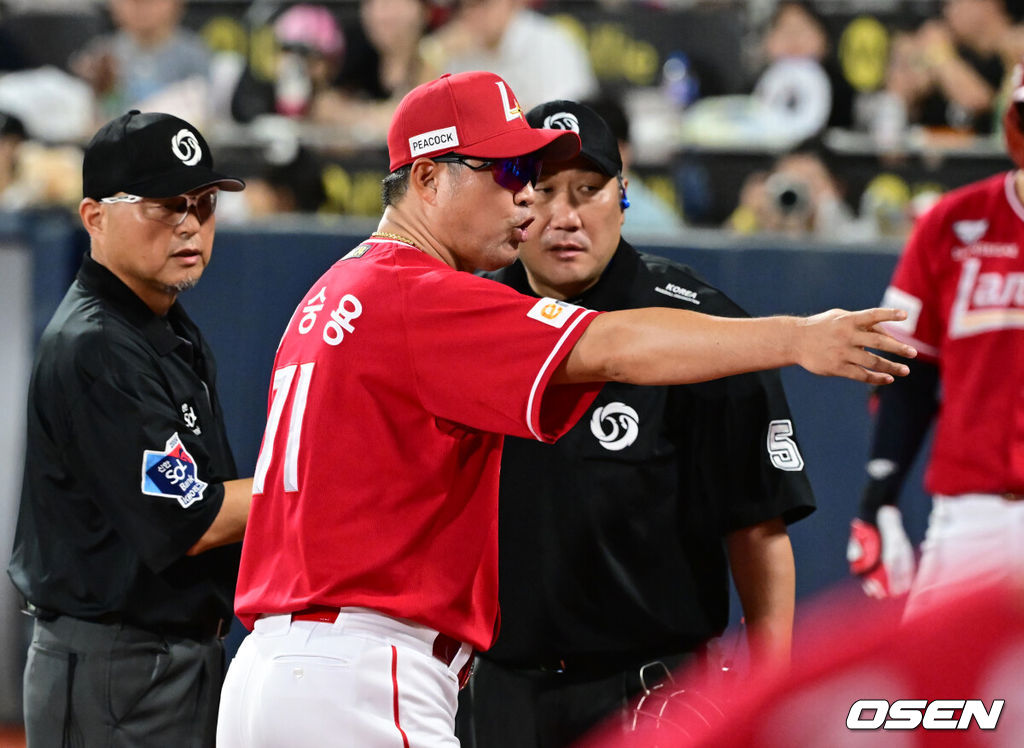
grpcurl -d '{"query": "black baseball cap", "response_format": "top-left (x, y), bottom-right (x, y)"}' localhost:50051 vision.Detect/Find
top-left (82, 110), bottom-right (245, 199)
top-left (525, 100), bottom-right (622, 177)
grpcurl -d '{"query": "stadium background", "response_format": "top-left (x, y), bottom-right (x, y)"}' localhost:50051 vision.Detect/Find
top-left (1, 0), bottom-right (1013, 736)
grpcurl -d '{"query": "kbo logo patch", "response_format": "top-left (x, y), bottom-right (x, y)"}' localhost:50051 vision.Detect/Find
top-left (140, 432), bottom-right (207, 508)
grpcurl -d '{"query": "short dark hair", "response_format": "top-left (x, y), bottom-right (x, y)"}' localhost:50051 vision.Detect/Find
top-left (381, 165), bottom-right (412, 207)
top-left (381, 161), bottom-right (465, 208)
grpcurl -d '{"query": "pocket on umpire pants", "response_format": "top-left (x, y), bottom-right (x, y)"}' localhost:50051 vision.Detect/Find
top-left (105, 628), bottom-right (171, 724)
top-left (23, 640), bottom-right (80, 747)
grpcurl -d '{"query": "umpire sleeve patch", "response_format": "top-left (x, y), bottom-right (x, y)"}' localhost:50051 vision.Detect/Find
top-left (140, 432), bottom-right (208, 508)
top-left (766, 419), bottom-right (805, 471)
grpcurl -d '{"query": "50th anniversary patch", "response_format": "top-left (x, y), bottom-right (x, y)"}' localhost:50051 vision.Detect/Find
top-left (141, 432), bottom-right (207, 508)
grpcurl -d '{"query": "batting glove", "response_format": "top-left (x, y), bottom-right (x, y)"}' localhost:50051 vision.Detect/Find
top-left (846, 505), bottom-right (915, 598)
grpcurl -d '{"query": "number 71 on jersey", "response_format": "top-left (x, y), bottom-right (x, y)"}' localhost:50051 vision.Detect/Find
top-left (253, 362), bottom-right (315, 493)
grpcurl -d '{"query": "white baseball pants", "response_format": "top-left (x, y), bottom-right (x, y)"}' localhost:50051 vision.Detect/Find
top-left (904, 493), bottom-right (1024, 620)
top-left (217, 608), bottom-right (472, 747)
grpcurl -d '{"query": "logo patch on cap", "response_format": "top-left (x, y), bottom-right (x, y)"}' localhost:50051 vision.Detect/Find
top-left (496, 81), bottom-right (523, 122)
top-left (542, 112), bottom-right (580, 133)
top-left (171, 128), bottom-right (202, 166)
top-left (527, 297), bottom-right (579, 328)
top-left (409, 126), bottom-right (459, 157)
top-left (140, 432), bottom-right (207, 508)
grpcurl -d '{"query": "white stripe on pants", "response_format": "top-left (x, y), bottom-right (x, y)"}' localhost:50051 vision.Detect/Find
top-left (904, 494), bottom-right (1024, 620)
top-left (217, 607), bottom-right (471, 747)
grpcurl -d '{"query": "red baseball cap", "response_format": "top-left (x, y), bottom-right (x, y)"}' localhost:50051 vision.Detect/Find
top-left (387, 71), bottom-right (581, 171)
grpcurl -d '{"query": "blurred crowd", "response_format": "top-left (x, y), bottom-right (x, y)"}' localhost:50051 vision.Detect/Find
top-left (0, 0), bottom-right (1020, 238)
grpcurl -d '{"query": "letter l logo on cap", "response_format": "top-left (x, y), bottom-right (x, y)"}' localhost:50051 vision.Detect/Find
top-left (496, 82), bottom-right (522, 122)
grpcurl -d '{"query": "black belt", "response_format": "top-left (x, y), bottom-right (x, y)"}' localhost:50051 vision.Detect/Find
top-left (498, 647), bottom-right (702, 681)
top-left (24, 603), bottom-right (227, 641)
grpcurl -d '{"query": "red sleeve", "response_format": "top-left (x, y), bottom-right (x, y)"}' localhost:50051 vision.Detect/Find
top-left (880, 203), bottom-right (945, 361)
top-left (398, 265), bottom-right (603, 441)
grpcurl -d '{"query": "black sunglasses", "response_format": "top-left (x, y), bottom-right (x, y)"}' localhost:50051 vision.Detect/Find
top-left (432, 154), bottom-right (543, 193)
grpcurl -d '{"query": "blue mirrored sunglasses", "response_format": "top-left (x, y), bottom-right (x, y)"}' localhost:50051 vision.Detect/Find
top-left (432, 154), bottom-right (543, 193)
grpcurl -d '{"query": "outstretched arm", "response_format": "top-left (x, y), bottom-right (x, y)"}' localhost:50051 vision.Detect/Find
top-left (555, 307), bottom-right (915, 386)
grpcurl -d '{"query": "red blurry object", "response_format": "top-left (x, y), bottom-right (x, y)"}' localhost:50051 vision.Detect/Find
top-left (582, 581), bottom-right (1024, 747)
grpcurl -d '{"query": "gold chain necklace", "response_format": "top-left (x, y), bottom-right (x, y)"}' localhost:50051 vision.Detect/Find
top-left (370, 231), bottom-right (420, 250)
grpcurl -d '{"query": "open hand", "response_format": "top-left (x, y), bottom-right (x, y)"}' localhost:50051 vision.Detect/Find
top-left (796, 308), bottom-right (916, 384)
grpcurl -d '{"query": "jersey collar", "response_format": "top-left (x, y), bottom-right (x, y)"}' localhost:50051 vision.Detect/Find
top-left (571, 237), bottom-right (639, 310)
top-left (77, 251), bottom-right (188, 357)
top-left (1005, 171), bottom-right (1024, 224)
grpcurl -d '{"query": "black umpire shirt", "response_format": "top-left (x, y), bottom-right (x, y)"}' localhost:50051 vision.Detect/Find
top-left (483, 240), bottom-right (816, 667)
top-left (8, 251), bottom-right (240, 638)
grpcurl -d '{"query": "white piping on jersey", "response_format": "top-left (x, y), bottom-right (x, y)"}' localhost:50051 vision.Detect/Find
top-left (1004, 172), bottom-right (1024, 224)
top-left (526, 309), bottom-right (597, 441)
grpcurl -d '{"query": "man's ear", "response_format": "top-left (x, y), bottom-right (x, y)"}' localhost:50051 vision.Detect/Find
top-left (618, 175), bottom-right (630, 225)
top-left (408, 158), bottom-right (443, 205)
top-left (79, 198), bottom-right (104, 237)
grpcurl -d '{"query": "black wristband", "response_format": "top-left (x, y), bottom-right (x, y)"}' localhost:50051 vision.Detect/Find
top-left (859, 476), bottom-right (901, 522)
top-left (857, 356), bottom-right (940, 522)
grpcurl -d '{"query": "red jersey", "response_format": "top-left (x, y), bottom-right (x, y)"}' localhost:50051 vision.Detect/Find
top-left (234, 238), bottom-right (602, 649)
top-left (881, 172), bottom-right (1024, 496)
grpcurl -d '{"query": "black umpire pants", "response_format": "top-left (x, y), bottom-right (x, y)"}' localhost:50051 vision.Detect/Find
top-left (456, 651), bottom-right (694, 748)
top-left (22, 616), bottom-right (225, 748)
